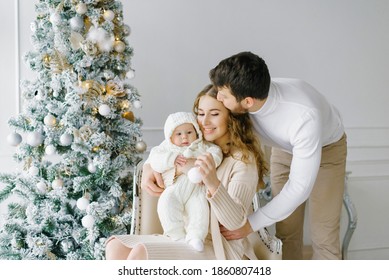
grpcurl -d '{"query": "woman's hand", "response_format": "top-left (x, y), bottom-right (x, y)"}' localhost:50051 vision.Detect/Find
top-left (141, 163), bottom-right (165, 197)
top-left (195, 153), bottom-right (220, 195)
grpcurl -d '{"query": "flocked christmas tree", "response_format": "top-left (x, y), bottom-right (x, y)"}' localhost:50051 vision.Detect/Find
top-left (0, 0), bottom-right (146, 259)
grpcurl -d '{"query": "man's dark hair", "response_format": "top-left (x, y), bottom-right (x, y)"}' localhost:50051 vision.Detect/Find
top-left (209, 51), bottom-right (271, 101)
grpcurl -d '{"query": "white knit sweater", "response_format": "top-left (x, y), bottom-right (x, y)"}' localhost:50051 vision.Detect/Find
top-left (248, 78), bottom-right (345, 231)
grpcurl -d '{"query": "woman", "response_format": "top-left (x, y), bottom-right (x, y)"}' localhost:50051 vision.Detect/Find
top-left (105, 84), bottom-right (268, 260)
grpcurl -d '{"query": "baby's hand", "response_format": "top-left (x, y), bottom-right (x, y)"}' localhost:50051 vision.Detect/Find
top-left (174, 155), bottom-right (187, 166)
top-left (176, 157), bottom-right (196, 175)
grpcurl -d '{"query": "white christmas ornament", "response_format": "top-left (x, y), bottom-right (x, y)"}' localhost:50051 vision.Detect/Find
top-left (76, 197), bottom-right (90, 211)
top-left (52, 178), bottom-right (64, 189)
top-left (36, 181), bottom-right (47, 194)
top-left (69, 16), bottom-right (84, 31)
top-left (188, 167), bottom-right (202, 184)
top-left (81, 214), bottom-right (95, 228)
top-left (75, 3), bottom-right (87, 15)
top-left (26, 131), bottom-right (43, 147)
top-left (126, 69), bottom-right (135, 79)
top-left (44, 114), bottom-right (56, 127)
top-left (29, 166), bottom-right (40, 176)
top-left (45, 144), bottom-right (56, 155)
top-left (50, 12), bottom-right (61, 25)
top-left (98, 104), bottom-right (111, 116)
top-left (87, 162), bottom-right (97, 173)
top-left (7, 132), bottom-right (22, 146)
top-left (60, 133), bottom-right (73, 146)
top-left (133, 100), bottom-right (142, 109)
top-left (103, 10), bottom-right (115, 21)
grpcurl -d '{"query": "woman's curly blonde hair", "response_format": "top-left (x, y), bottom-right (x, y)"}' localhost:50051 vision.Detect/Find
top-left (193, 84), bottom-right (268, 188)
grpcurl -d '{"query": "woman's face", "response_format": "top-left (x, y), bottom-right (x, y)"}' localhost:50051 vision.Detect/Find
top-left (196, 95), bottom-right (229, 144)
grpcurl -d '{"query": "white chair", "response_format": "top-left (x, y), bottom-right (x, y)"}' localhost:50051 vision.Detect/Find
top-left (129, 159), bottom-right (282, 259)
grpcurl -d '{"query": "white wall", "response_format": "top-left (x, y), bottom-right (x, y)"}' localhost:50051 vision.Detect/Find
top-left (0, 1), bottom-right (19, 173)
top-left (0, 0), bottom-right (388, 259)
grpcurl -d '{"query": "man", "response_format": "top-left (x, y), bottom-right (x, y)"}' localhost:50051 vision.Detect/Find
top-left (211, 51), bottom-right (347, 260)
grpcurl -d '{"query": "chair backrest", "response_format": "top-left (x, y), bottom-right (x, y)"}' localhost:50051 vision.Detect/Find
top-left (130, 159), bottom-right (163, 235)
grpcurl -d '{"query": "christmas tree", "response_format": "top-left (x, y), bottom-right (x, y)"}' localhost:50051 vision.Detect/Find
top-left (0, 0), bottom-right (146, 260)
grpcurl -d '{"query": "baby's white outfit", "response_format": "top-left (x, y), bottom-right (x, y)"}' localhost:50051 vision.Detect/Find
top-left (148, 112), bottom-right (223, 251)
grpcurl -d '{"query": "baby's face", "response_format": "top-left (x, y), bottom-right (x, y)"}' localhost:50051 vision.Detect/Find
top-left (171, 123), bottom-right (198, 147)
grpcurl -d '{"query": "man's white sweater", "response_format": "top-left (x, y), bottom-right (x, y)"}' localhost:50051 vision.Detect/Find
top-left (248, 78), bottom-right (344, 230)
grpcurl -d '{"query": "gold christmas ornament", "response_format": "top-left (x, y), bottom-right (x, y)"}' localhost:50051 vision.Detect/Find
top-left (103, 10), bottom-right (115, 21)
top-left (43, 54), bottom-right (51, 68)
top-left (91, 107), bottom-right (99, 115)
top-left (50, 49), bottom-right (71, 74)
top-left (119, 100), bottom-right (131, 110)
top-left (81, 40), bottom-right (98, 56)
top-left (122, 111), bottom-right (135, 122)
top-left (79, 80), bottom-right (105, 96)
top-left (106, 80), bottom-right (126, 97)
top-left (92, 146), bottom-right (100, 153)
top-left (114, 40), bottom-right (126, 53)
top-left (84, 16), bottom-right (92, 32)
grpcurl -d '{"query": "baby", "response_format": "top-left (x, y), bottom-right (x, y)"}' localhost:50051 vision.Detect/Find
top-left (148, 112), bottom-right (223, 251)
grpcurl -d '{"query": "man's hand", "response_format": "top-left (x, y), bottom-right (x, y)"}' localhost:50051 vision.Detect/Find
top-left (220, 220), bottom-right (254, 240)
top-left (141, 163), bottom-right (165, 197)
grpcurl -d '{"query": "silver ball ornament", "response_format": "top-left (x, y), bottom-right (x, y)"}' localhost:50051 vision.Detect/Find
top-left (133, 100), bottom-right (142, 109)
top-left (75, 3), bottom-right (87, 15)
top-left (114, 41), bottom-right (126, 53)
top-left (76, 196), bottom-right (90, 211)
top-left (69, 16), bottom-right (84, 31)
top-left (135, 140), bottom-right (147, 152)
top-left (50, 12), bottom-right (61, 25)
top-left (36, 181), bottom-right (47, 194)
top-left (61, 239), bottom-right (75, 253)
top-left (126, 69), bottom-right (135, 79)
top-left (52, 178), bottom-right (64, 189)
top-left (60, 133), bottom-right (73, 146)
top-left (45, 144), bottom-right (57, 155)
top-left (123, 24), bottom-right (131, 36)
top-left (81, 214), bottom-right (95, 228)
top-left (87, 162), bottom-right (97, 173)
top-left (7, 132), bottom-right (22, 146)
top-left (44, 114), bottom-right (57, 127)
top-left (29, 166), bottom-right (40, 176)
top-left (98, 104), bottom-right (111, 116)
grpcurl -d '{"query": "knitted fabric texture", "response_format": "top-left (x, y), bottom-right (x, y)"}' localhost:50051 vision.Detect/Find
top-left (164, 112), bottom-right (202, 142)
